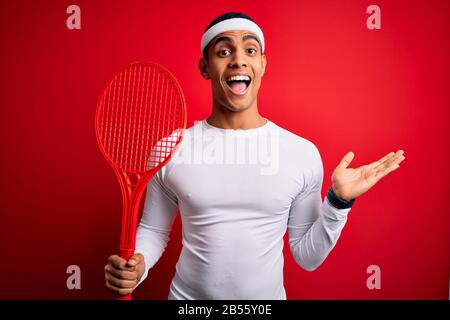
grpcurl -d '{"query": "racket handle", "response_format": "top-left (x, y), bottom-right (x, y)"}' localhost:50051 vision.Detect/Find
top-left (117, 249), bottom-right (134, 300)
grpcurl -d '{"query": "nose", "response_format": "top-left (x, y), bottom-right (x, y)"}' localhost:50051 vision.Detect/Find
top-left (228, 48), bottom-right (247, 68)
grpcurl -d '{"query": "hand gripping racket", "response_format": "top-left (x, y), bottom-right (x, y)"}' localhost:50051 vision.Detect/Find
top-left (95, 62), bottom-right (186, 300)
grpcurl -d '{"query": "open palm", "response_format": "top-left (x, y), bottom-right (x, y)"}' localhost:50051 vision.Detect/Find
top-left (331, 150), bottom-right (406, 201)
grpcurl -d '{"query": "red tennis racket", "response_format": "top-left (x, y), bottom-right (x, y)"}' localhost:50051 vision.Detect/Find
top-left (95, 61), bottom-right (186, 300)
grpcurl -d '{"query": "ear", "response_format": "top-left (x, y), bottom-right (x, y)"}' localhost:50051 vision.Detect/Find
top-left (198, 58), bottom-right (211, 80)
top-left (260, 54), bottom-right (267, 77)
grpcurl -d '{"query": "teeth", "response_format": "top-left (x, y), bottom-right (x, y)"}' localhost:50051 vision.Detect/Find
top-left (226, 75), bottom-right (250, 81)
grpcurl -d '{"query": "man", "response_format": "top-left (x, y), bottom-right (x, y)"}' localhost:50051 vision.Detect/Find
top-left (104, 12), bottom-right (405, 299)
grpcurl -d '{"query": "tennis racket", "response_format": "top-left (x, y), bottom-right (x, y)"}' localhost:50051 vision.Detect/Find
top-left (95, 61), bottom-right (186, 300)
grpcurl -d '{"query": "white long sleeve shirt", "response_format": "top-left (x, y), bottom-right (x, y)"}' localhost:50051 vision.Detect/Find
top-left (135, 119), bottom-right (351, 299)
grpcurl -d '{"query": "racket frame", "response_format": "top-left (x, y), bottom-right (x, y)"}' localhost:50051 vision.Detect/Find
top-left (95, 61), bottom-right (187, 299)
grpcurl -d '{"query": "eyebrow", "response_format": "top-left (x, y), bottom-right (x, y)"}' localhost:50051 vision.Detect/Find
top-left (212, 34), bottom-right (261, 48)
top-left (242, 34), bottom-right (260, 45)
top-left (213, 36), bottom-right (233, 47)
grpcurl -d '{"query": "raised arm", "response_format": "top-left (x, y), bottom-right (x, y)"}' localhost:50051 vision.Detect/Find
top-left (287, 149), bottom-right (351, 271)
top-left (288, 146), bottom-right (405, 271)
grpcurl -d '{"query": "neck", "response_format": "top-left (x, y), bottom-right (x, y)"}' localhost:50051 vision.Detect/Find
top-left (207, 99), bottom-right (266, 130)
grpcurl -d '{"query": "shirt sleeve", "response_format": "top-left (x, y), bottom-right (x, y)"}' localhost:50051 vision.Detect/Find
top-left (135, 167), bottom-right (179, 287)
top-left (287, 145), bottom-right (352, 271)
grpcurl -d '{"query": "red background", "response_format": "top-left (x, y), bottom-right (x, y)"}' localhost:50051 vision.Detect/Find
top-left (0, 0), bottom-right (448, 299)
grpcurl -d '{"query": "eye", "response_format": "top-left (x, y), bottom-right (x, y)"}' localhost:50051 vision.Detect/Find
top-left (218, 49), bottom-right (232, 57)
top-left (247, 48), bottom-right (257, 55)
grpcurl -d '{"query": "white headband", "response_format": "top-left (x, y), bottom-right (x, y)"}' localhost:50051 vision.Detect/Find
top-left (201, 18), bottom-right (265, 54)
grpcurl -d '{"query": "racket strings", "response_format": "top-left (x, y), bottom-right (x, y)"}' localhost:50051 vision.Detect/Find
top-left (98, 64), bottom-right (184, 173)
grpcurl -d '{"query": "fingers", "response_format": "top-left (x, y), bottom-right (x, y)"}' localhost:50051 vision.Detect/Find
top-left (105, 279), bottom-right (134, 295)
top-left (374, 165), bottom-right (398, 180)
top-left (105, 254), bottom-right (142, 295)
top-left (373, 150), bottom-right (405, 171)
top-left (337, 151), bottom-right (355, 169)
top-left (104, 264), bottom-right (138, 281)
top-left (374, 150), bottom-right (406, 179)
top-left (127, 253), bottom-right (144, 268)
top-left (105, 272), bottom-right (137, 289)
top-left (108, 255), bottom-right (135, 272)
top-left (384, 150), bottom-right (405, 168)
top-left (368, 151), bottom-right (395, 169)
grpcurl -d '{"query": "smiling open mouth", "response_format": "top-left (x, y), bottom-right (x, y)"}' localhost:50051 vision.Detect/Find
top-left (225, 74), bottom-right (251, 95)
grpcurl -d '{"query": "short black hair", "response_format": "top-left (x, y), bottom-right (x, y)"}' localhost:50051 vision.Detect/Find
top-left (202, 12), bottom-right (256, 60)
